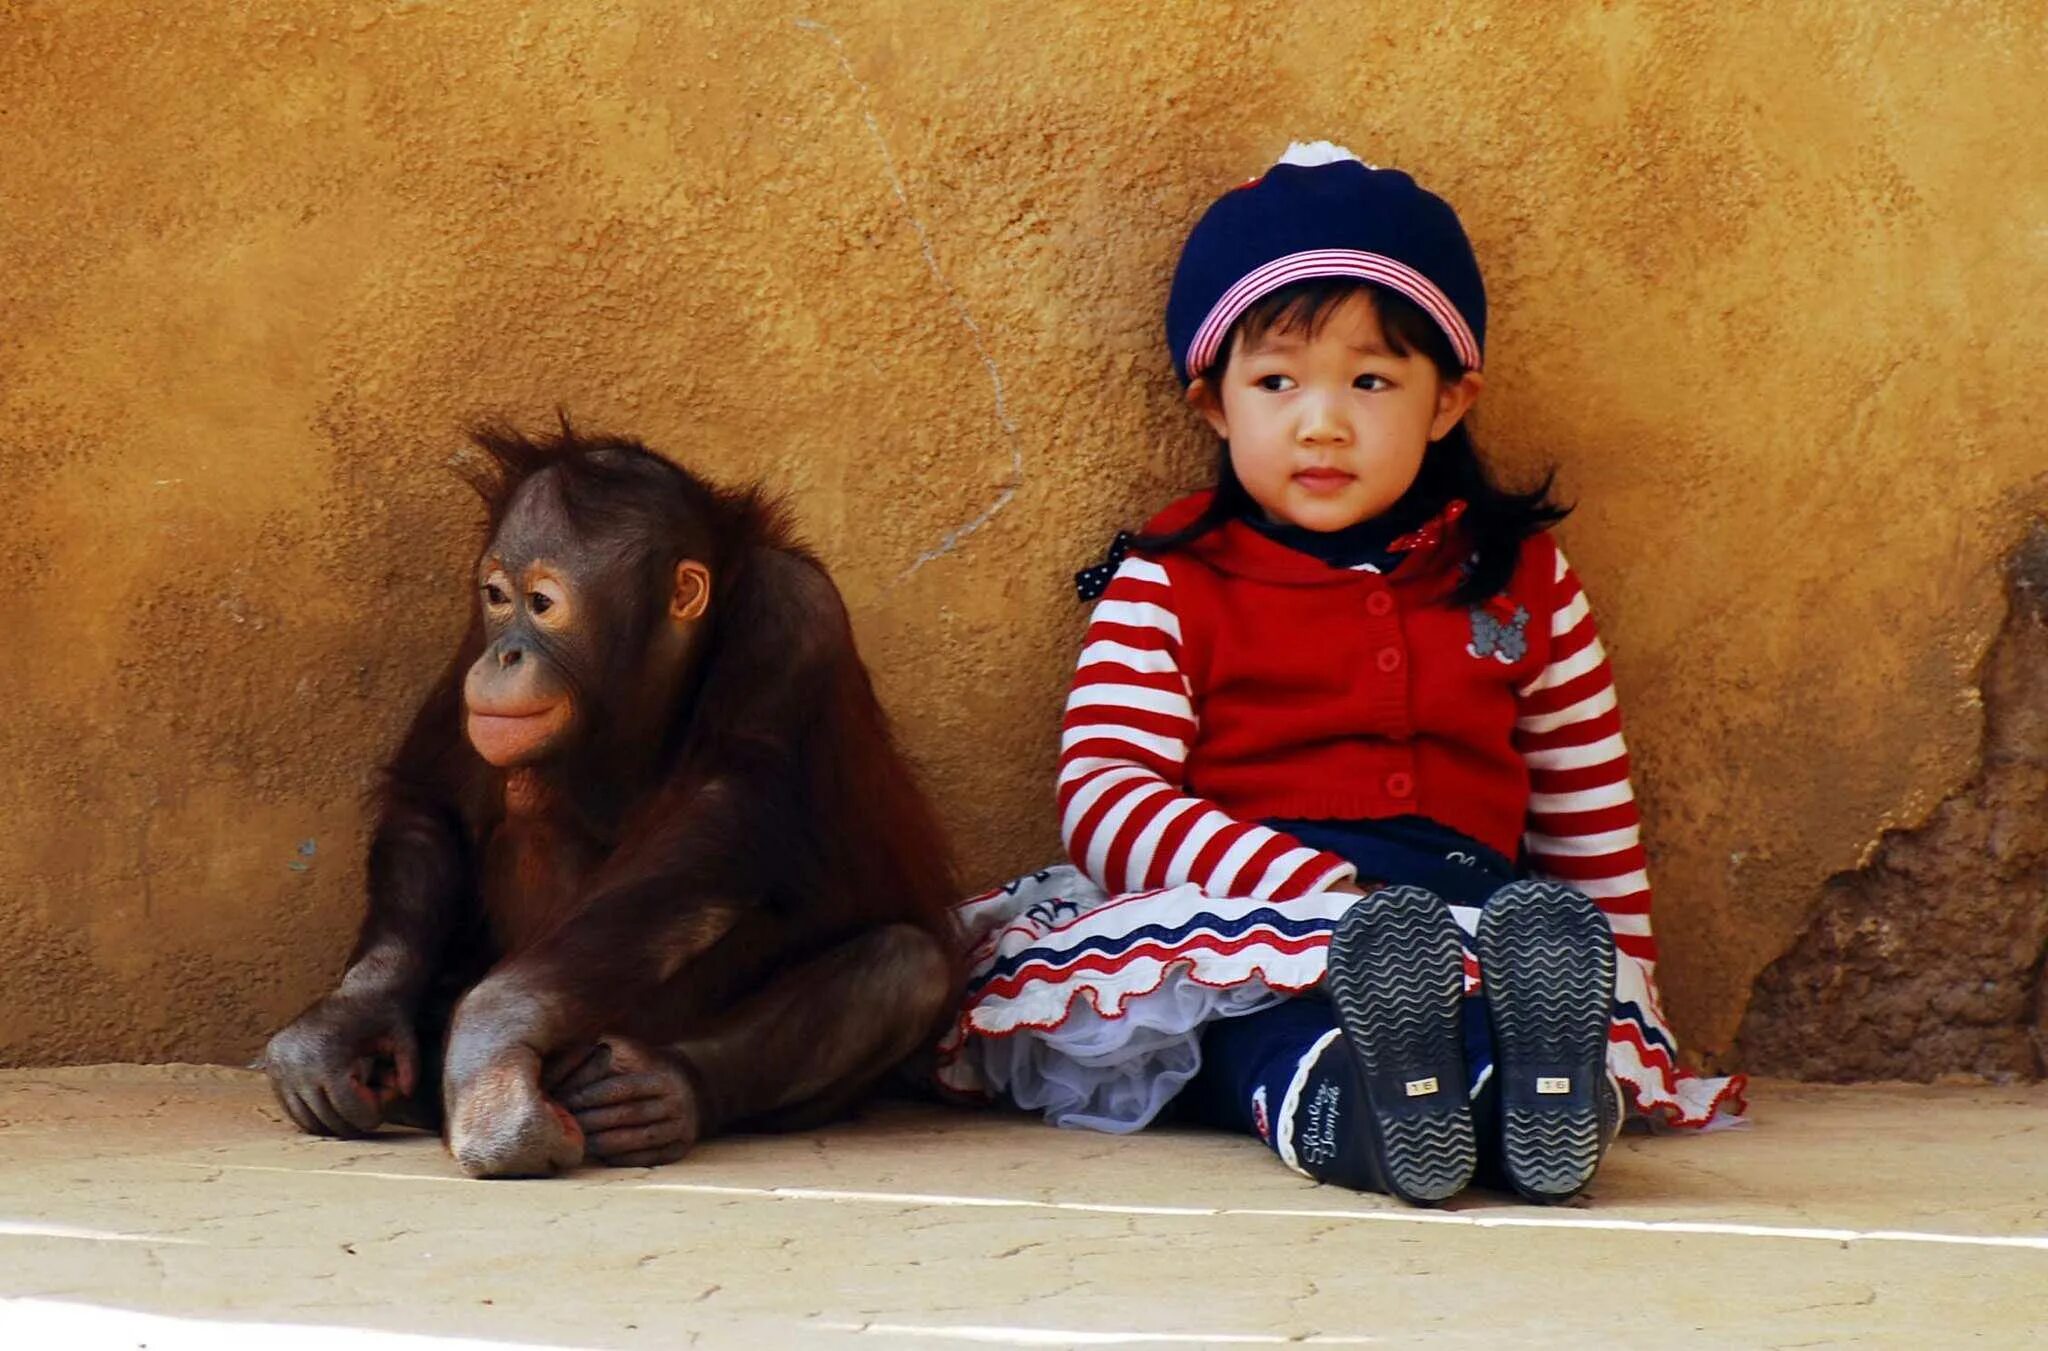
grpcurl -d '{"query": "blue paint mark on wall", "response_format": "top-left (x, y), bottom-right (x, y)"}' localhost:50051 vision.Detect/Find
top-left (288, 838), bottom-right (317, 873)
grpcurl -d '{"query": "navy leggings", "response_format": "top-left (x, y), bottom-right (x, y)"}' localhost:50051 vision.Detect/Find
top-left (1179, 818), bottom-right (1514, 1134)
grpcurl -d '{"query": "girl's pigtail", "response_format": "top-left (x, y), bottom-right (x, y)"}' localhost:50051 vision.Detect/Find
top-left (1426, 425), bottom-right (1570, 606)
top-left (1075, 448), bottom-right (1248, 600)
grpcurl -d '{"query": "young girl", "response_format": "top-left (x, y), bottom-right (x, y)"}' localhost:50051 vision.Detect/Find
top-left (937, 142), bottom-right (1745, 1205)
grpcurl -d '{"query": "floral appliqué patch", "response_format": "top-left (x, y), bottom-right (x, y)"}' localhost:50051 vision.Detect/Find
top-left (1468, 595), bottom-right (1530, 664)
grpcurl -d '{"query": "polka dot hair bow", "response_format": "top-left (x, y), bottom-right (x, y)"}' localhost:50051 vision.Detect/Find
top-left (1074, 531), bottom-right (1136, 601)
top-left (1389, 499), bottom-right (1469, 555)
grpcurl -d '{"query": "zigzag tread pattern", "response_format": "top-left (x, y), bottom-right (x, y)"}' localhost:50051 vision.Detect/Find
top-left (1503, 1108), bottom-right (1601, 1195)
top-left (1479, 881), bottom-right (1617, 1201)
top-left (1378, 1109), bottom-right (1479, 1202)
top-left (1328, 886), bottom-right (1474, 1203)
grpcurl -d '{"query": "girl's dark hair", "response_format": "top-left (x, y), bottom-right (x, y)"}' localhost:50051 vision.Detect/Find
top-left (1136, 279), bottom-right (1569, 604)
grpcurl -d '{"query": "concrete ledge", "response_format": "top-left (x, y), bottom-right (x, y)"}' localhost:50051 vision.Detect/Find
top-left (2, 1066), bottom-right (2043, 1346)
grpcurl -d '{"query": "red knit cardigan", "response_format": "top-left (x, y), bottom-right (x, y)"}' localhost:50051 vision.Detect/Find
top-left (1058, 492), bottom-right (1657, 962)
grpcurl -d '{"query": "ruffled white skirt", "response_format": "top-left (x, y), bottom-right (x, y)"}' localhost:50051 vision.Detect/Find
top-left (936, 866), bottom-right (1747, 1134)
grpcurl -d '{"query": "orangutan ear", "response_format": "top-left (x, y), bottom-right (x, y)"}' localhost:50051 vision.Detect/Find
top-left (670, 560), bottom-right (711, 623)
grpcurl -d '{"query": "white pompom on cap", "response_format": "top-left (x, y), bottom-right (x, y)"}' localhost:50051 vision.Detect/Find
top-left (1276, 140), bottom-right (1373, 169)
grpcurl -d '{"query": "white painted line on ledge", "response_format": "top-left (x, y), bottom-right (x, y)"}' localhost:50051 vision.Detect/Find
top-left (816, 1323), bottom-right (1377, 1345)
top-left (634, 1181), bottom-right (2048, 1253)
top-left (174, 1162), bottom-right (474, 1184)
top-left (0, 1299), bottom-right (570, 1348)
top-left (175, 1162), bottom-right (2048, 1254)
top-left (0, 1220), bottom-right (206, 1246)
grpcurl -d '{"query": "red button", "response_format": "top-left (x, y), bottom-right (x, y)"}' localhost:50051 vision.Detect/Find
top-left (1375, 647), bottom-right (1403, 673)
top-left (1385, 772), bottom-right (1415, 799)
top-left (1365, 591), bottom-right (1394, 617)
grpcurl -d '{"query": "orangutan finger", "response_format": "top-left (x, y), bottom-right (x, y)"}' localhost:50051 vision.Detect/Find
top-left (329, 1073), bottom-right (383, 1135)
top-left (573, 1098), bottom-right (678, 1133)
top-left (273, 1083), bottom-right (320, 1135)
top-left (373, 1031), bottom-right (422, 1100)
top-left (304, 1083), bottom-right (355, 1137)
top-left (586, 1120), bottom-right (690, 1159)
top-left (544, 1043), bottom-right (607, 1092)
top-left (558, 1071), bottom-right (670, 1112)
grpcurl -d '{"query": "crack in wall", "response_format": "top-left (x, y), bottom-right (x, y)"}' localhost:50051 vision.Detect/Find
top-left (792, 17), bottom-right (1022, 579)
top-left (1737, 521), bottom-right (2048, 1081)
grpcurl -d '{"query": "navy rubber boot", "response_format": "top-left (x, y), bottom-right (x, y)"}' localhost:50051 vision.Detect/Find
top-left (1475, 880), bottom-right (1617, 1204)
top-left (1323, 886), bottom-right (1477, 1205)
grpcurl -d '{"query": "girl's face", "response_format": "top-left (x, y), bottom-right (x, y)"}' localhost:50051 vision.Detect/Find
top-left (1190, 292), bottom-right (1482, 532)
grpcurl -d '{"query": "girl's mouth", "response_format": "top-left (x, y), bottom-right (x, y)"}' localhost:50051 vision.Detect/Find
top-left (1292, 467), bottom-right (1357, 494)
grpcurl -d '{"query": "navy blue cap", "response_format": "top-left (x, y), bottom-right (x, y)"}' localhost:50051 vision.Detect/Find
top-left (1165, 144), bottom-right (1487, 383)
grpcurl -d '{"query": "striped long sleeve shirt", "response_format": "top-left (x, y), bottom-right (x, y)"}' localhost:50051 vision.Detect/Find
top-left (1058, 498), bottom-right (1655, 961)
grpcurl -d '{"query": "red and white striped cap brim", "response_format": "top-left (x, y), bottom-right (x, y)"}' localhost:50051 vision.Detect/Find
top-left (1185, 248), bottom-right (1483, 377)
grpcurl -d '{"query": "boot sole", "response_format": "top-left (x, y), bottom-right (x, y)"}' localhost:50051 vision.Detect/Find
top-left (1325, 886), bottom-right (1475, 1206)
top-left (1477, 881), bottom-right (1616, 1204)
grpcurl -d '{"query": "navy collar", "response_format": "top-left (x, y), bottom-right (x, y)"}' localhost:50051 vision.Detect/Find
top-left (1244, 511), bottom-right (1404, 572)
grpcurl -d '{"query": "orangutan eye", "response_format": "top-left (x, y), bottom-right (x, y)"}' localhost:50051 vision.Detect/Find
top-left (528, 592), bottom-right (553, 615)
top-left (483, 582), bottom-right (509, 607)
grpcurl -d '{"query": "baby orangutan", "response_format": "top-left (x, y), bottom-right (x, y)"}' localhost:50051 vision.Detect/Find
top-left (262, 422), bottom-right (959, 1177)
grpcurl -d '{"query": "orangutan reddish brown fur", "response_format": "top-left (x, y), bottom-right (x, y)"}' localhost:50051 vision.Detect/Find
top-left (262, 420), bottom-right (959, 1177)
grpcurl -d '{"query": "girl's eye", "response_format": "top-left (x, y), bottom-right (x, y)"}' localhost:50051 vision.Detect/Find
top-left (1355, 374), bottom-right (1391, 391)
top-left (483, 583), bottom-right (509, 607)
top-left (1255, 374), bottom-right (1295, 392)
top-left (528, 592), bottom-right (553, 615)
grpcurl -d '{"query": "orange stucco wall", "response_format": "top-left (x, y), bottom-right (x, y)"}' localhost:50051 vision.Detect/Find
top-left (4, 1), bottom-right (2044, 1070)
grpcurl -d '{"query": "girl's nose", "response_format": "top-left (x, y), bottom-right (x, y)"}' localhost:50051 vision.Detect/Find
top-left (1298, 392), bottom-right (1349, 444)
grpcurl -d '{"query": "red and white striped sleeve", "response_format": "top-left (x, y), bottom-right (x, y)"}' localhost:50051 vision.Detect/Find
top-left (1058, 555), bottom-right (1356, 901)
top-left (1514, 545), bottom-right (1658, 962)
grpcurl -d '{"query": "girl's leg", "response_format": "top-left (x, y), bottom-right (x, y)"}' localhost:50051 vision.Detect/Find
top-left (1185, 997), bottom-right (1382, 1192)
top-left (1474, 879), bottom-right (1619, 1203)
top-left (1187, 990), bottom-right (1409, 1195)
top-left (1185, 886), bottom-right (1483, 1206)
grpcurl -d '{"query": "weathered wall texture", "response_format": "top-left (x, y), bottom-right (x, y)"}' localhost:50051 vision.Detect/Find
top-left (4, 1), bottom-right (2045, 1071)
top-left (1739, 527), bottom-right (2048, 1080)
